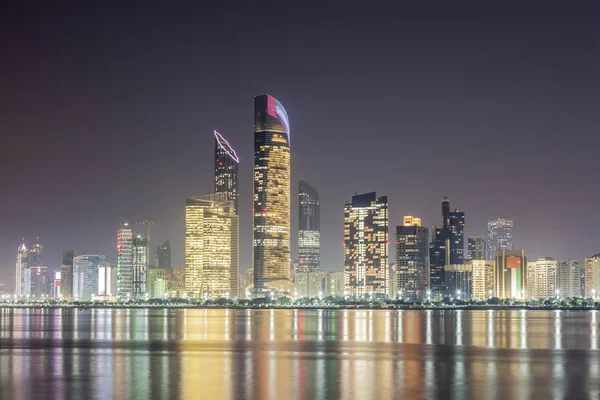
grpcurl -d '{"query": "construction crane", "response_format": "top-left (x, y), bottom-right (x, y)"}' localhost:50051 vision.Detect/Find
top-left (133, 220), bottom-right (154, 267)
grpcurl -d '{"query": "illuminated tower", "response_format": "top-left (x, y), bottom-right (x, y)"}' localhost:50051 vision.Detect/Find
top-left (15, 241), bottom-right (28, 297)
top-left (396, 216), bottom-right (429, 300)
top-left (214, 130), bottom-right (239, 214)
top-left (117, 222), bottom-right (134, 299)
top-left (132, 235), bottom-right (148, 299)
top-left (344, 192), bottom-right (389, 298)
top-left (185, 194), bottom-right (239, 299)
top-left (298, 180), bottom-right (320, 272)
top-left (487, 219), bottom-right (513, 260)
top-left (253, 94), bottom-right (291, 290)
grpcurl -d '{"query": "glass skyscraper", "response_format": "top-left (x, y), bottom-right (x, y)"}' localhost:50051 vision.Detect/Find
top-left (73, 254), bottom-right (106, 301)
top-left (252, 94), bottom-right (291, 291)
top-left (214, 130), bottom-right (239, 214)
top-left (467, 235), bottom-right (486, 260)
top-left (298, 180), bottom-right (320, 272)
top-left (117, 222), bottom-right (133, 299)
top-left (396, 216), bottom-right (429, 300)
top-left (344, 192), bottom-right (389, 298)
top-left (487, 219), bottom-right (513, 260)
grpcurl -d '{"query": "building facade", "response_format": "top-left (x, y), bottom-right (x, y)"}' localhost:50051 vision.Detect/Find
top-left (445, 264), bottom-right (472, 300)
top-left (147, 267), bottom-right (166, 299)
top-left (585, 255), bottom-right (600, 298)
top-left (469, 259), bottom-right (495, 300)
top-left (73, 254), bottom-right (106, 301)
top-left (558, 260), bottom-right (581, 298)
top-left (185, 194), bottom-right (239, 299)
top-left (157, 240), bottom-right (171, 277)
top-left (395, 216), bottom-right (429, 300)
top-left (293, 269), bottom-right (326, 299)
top-left (494, 249), bottom-right (527, 299)
top-left (238, 268), bottom-right (254, 299)
top-left (467, 235), bottom-right (486, 260)
top-left (253, 94), bottom-right (291, 292)
top-left (298, 180), bottom-right (320, 272)
top-left (15, 242), bottom-right (28, 297)
top-left (326, 272), bottom-right (345, 297)
top-left (344, 192), bottom-right (389, 298)
top-left (214, 130), bottom-right (239, 214)
top-left (527, 257), bottom-right (558, 299)
top-left (117, 222), bottom-right (134, 299)
top-left (60, 250), bottom-right (75, 301)
top-left (132, 235), bottom-right (148, 299)
top-left (487, 219), bottom-right (513, 260)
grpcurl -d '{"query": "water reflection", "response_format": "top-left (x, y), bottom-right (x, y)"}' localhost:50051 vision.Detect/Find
top-left (0, 308), bottom-right (599, 399)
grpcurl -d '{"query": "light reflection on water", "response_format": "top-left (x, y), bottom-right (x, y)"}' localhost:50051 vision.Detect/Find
top-left (0, 308), bottom-right (599, 399)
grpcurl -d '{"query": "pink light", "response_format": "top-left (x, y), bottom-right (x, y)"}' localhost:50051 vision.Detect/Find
top-left (213, 130), bottom-right (240, 163)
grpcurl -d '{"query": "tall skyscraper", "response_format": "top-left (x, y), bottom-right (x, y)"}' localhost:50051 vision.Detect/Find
top-left (132, 235), bottom-right (148, 299)
top-left (585, 255), bottom-right (600, 298)
top-left (214, 130), bottom-right (239, 214)
top-left (157, 240), bottom-right (171, 269)
top-left (429, 197), bottom-right (465, 296)
top-left (185, 194), bottom-right (239, 299)
top-left (298, 180), bottom-right (320, 272)
top-left (117, 222), bottom-right (134, 299)
top-left (15, 241), bottom-right (28, 297)
top-left (558, 260), bottom-right (581, 298)
top-left (395, 216), bottom-right (429, 300)
top-left (467, 235), bottom-right (485, 260)
top-left (73, 254), bottom-right (106, 301)
top-left (253, 94), bottom-right (291, 291)
top-left (469, 259), bottom-right (495, 300)
top-left (487, 219), bottom-right (514, 260)
top-left (494, 249), bottom-right (527, 299)
top-left (344, 192), bottom-right (389, 298)
top-left (527, 257), bottom-right (558, 299)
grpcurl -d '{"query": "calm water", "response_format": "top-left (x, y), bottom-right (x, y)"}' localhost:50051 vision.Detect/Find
top-left (0, 308), bottom-right (599, 399)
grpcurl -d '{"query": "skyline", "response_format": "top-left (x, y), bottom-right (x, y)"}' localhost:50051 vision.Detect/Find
top-left (1, 2), bottom-right (600, 284)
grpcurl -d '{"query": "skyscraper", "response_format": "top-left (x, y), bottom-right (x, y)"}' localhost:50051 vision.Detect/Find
top-left (467, 235), bottom-right (485, 260)
top-left (395, 216), bottom-right (429, 300)
top-left (298, 180), bottom-right (320, 272)
top-left (185, 194), bottom-right (239, 299)
top-left (585, 255), bottom-right (600, 298)
top-left (253, 94), bottom-right (291, 291)
top-left (429, 197), bottom-right (465, 296)
top-left (468, 259), bottom-right (495, 300)
top-left (73, 254), bottom-right (106, 301)
top-left (132, 235), bottom-right (148, 299)
top-left (344, 192), bottom-right (389, 298)
top-left (15, 242), bottom-right (28, 297)
top-left (494, 249), bottom-right (527, 299)
top-left (527, 257), bottom-right (558, 299)
top-left (60, 250), bottom-right (75, 301)
top-left (157, 240), bottom-right (171, 268)
top-left (214, 130), bottom-right (239, 214)
top-left (487, 219), bottom-right (514, 260)
top-left (558, 260), bottom-right (581, 298)
top-left (117, 222), bottom-right (134, 299)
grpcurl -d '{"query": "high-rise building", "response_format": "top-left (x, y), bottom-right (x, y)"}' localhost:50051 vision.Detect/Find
top-left (293, 269), bottom-right (326, 299)
top-left (527, 257), bottom-right (558, 299)
top-left (238, 267), bottom-right (254, 299)
top-left (585, 255), bottom-right (600, 298)
top-left (298, 180), bottom-right (320, 272)
top-left (97, 262), bottom-right (113, 297)
top-left (185, 194), bottom-right (239, 299)
top-left (429, 197), bottom-right (465, 296)
top-left (53, 271), bottom-right (61, 299)
top-left (147, 267), bottom-right (167, 299)
top-left (30, 266), bottom-right (51, 298)
top-left (395, 216), bottom-right (429, 300)
top-left (60, 250), bottom-right (75, 301)
top-left (494, 249), bottom-right (527, 299)
top-left (157, 240), bottom-right (171, 277)
top-left (558, 260), bottom-right (581, 298)
top-left (467, 235), bottom-right (486, 260)
top-left (468, 259), bottom-right (495, 300)
top-left (73, 254), bottom-right (106, 301)
top-left (445, 264), bottom-right (472, 300)
top-left (253, 94), bottom-right (291, 292)
top-left (132, 235), bottom-right (148, 299)
top-left (487, 219), bottom-right (514, 260)
top-left (344, 192), bottom-right (389, 298)
top-left (15, 242), bottom-right (28, 297)
top-left (326, 272), bottom-right (345, 297)
top-left (214, 130), bottom-right (239, 214)
top-left (117, 222), bottom-right (134, 299)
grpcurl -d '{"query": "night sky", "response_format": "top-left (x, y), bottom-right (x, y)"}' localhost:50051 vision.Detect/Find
top-left (1, 1), bottom-right (599, 290)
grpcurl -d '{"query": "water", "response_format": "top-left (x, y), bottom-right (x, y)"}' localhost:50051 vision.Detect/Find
top-left (0, 308), bottom-right (599, 399)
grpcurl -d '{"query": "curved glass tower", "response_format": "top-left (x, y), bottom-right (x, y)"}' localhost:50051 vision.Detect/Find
top-left (214, 130), bottom-right (239, 214)
top-left (298, 180), bottom-right (320, 272)
top-left (253, 94), bottom-right (291, 289)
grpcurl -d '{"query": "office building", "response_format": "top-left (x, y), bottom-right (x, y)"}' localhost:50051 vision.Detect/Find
top-left (185, 194), bottom-right (239, 299)
top-left (527, 257), bottom-right (558, 299)
top-left (214, 130), bottom-right (239, 213)
top-left (298, 180), bottom-right (320, 272)
top-left (15, 242), bottom-right (28, 297)
top-left (60, 250), bottom-right (75, 301)
top-left (30, 265), bottom-right (51, 298)
top-left (494, 249), bottom-right (527, 299)
top-left (487, 219), bottom-right (513, 260)
top-left (157, 240), bottom-right (171, 276)
top-left (344, 192), bottom-right (389, 298)
top-left (468, 259), bottom-right (495, 300)
top-left (238, 267), bottom-right (254, 299)
top-left (467, 235), bottom-right (485, 260)
top-left (148, 267), bottom-right (167, 299)
top-left (253, 94), bottom-right (292, 292)
top-left (117, 222), bottom-right (134, 299)
top-left (395, 216), bottom-right (429, 300)
top-left (73, 254), bottom-right (106, 301)
top-left (53, 271), bottom-right (61, 299)
top-left (293, 264), bottom-right (326, 299)
top-left (445, 264), bottom-right (472, 300)
top-left (326, 272), bottom-right (345, 297)
top-left (585, 255), bottom-right (600, 298)
top-left (558, 260), bottom-right (581, 298)
top-left (98, 262), bottom-right (114, 297)
top-left (132, 235), bottom-right (148, 299)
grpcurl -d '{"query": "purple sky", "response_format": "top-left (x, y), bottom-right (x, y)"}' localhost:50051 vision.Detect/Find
top-left (1, 1), bottom-right (599, 290)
